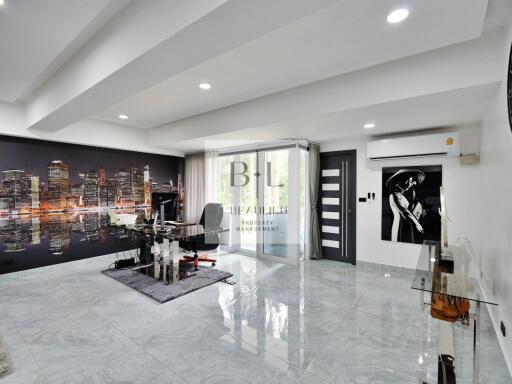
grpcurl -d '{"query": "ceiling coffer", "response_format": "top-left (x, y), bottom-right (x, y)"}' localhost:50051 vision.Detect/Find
top-left (367, 132), bottom-right (460, 160)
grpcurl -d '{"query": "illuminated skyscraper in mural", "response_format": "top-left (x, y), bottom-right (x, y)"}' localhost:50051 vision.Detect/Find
top-left (29, 176), bottom-right (40, 209)
top-left (17, 174), bottom-right (39, 211)
top-left (143, 164), bottom-right (151, 205)
top-left (2, 170), bottom-right (25, 210)
top-left (48, 161), bottom-right (69, 210)
top-left (115, 169), bottom-right (132, 206)
top-left (84, 170), bottom-right (99, 207)
top-left (106, 178), bottom-right (117, 206)
top-left (70, 183), bottom-right (84, 208)
top-left (131, 166), bottom-right (144, 205)
top-left (98, 167), bottom-right (106, 187)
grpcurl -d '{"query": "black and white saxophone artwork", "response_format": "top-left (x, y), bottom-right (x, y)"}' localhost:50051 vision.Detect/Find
top-left (381, 165), bottom-right (442, 244)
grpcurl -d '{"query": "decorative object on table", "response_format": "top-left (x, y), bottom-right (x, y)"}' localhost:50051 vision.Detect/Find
top-left (102, 266), bottom-right (233, 303)
top-left (0, 337), bottom-right (12, 378)
top-left (431, 274), bottom-right (470, 323)
top-left (431, 186), bottom-right (470, 324)
top-left (381, 165), bottom-right (442, 244)
top-left (107, 209), bottom-right (138, 226)
top-left (507, 41), bottom-right (512, 132)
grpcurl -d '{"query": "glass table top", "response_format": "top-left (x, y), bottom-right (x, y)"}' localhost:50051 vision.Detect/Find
top-left (126, 223), bottom-right (229, 241)
top-left (411, 241), bottom-right (498, 306)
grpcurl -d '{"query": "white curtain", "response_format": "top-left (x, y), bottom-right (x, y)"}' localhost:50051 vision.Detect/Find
top-left (185, 151), bottom-right (220, 223)
top-left (184, 153), bottom-right (205, 223)
top-left (204, 150), bottom-right (219, 204)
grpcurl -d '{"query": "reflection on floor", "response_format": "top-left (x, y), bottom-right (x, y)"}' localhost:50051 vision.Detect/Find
top-left (0, 253), bottom-right (509, 384)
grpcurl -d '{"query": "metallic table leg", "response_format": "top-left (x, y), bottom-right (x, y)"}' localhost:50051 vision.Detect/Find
top-left (473, 298), bottom-right (480, 384)
top-left (418, 278), bottom-right (425, 384)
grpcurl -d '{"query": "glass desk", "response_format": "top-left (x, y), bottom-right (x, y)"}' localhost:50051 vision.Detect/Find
top-left (116, 224), bottom-right (228, 284)
top-left (411, 241), bottom-right (498, 384)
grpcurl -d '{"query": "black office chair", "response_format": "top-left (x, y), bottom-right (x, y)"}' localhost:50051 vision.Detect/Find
top-left (180, 203), bottom-right (223, 270)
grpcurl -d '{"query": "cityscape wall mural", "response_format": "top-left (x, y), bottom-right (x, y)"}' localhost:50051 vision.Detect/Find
top-left (0, 135), bottom-right (184, 274)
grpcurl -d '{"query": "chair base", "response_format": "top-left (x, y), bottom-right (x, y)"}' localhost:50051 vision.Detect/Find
top-left (180, 254), bottom-right (216, 270)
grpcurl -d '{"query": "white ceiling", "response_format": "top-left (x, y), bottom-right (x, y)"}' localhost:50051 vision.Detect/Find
top-left (0, 0), bottom-right (509, 156)
top-left (0, 0), bottom-right (128, 103)
top-left (92, 0), bottom-right (488, 129)
top-left (172, 83), bottom-right (499, 152)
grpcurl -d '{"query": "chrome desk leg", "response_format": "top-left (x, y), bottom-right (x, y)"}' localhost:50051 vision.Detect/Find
top-left (473, 298), bottom-right (480, 384)
top-left (418, 278), bottom-right (425, 384)
top-left (154, 254), bottom-right (161, 280)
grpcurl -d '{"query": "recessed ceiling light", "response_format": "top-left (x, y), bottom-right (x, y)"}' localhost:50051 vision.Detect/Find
top-left (363, 123), bottom-right (376, 129)
top-left (199, 83), bottom-right (211, 90)
top-left (118, 114), bottom-right (128, 120)
top-left (0, 0), bottom-right (5, 5)
top-left (387, 8), bottom-right (409, 24)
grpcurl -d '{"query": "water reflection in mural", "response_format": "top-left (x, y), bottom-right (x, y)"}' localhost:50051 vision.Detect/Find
top-left (0, 209), bottom-right (151, 274)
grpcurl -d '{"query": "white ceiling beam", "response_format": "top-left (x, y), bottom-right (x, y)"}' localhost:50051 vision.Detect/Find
top-left (25, 0), bottom-right (339, 133)
top-left (147, 28), bottom-right (505, 146)
top-left (0, 101), bottom-right (183, 156)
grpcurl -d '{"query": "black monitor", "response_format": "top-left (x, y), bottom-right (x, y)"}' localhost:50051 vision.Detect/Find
top-left (151, 192), bottom-right (178, 221)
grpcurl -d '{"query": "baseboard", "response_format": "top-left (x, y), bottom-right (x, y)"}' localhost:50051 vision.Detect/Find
top-left (356, 260), bottom-right (416, 276)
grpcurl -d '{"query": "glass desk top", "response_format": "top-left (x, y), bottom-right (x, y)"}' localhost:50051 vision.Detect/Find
top-left (126, 223), bottom-right (229, 242)
top-left (411, 241), bottom-right (498, 306)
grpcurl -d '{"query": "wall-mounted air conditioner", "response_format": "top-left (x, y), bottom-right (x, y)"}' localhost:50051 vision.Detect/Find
top-left (367, 132), bottom-right (460, 160)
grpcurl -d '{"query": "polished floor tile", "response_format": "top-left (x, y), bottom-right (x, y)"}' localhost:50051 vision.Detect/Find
top-left (0, 252), bottom-right (509, 384)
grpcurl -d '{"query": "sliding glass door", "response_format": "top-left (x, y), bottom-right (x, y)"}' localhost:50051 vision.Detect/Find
top-left (219, 152), bottom-right (258, 254)
top-left (261, 148), bottom-right (289, 258)
top-left (218, 142), bottom-right (307, 265)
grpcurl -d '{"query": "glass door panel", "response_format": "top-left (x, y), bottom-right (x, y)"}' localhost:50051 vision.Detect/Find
top-left (218, 155), bottom-right (235, 248)
top-left (218, 152), bottom-right (257, 254)
top-left (238, 152), bottom-right (257, 252)
top-left (262, 149), bottom-right (289, 258)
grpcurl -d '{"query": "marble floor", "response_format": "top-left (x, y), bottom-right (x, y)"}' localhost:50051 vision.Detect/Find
top-left (0, 252), bottom-right (510, 384)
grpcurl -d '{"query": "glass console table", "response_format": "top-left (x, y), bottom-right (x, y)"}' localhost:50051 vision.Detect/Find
top-left (411, 241), bottom-right (498, 384)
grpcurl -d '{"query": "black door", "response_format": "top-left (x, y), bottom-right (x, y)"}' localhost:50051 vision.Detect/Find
top-left (319, 150), bottom-right (356, 264)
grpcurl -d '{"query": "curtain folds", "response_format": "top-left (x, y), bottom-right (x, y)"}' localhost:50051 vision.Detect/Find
top-left (205, 150), bottom-right (220, 204)
top-left (184, 153), bottom-right (205, 223)
top-left (308, 143), bottom-right (322, 259)
top-left (185, 151), bottom-right (220, 223)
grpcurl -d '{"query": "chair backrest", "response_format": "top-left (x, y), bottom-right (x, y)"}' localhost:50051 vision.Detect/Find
top-left (200, 203), bottom-right (223, 230)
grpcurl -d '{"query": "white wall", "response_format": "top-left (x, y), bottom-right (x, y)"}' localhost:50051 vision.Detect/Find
top-left (320, 125), bottom-right (482, 270)
top-left (479, 21), bottom-right (512, 373)
top-left (0, 101), bottom-right (184, 157)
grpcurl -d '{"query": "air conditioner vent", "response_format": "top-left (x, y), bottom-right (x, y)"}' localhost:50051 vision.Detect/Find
top-left (367, 132), bottom-right (460, 160)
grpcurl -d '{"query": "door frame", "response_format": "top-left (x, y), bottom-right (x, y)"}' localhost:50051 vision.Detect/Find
top-left (219, 144), bottom-right (306, 265)
top-left (319, 149), bottom-right (357, 265)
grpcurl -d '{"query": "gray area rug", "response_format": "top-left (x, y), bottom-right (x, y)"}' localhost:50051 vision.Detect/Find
top-left (0, 338), bottom-right (12, 378)
top-left (102, 267), bottom-right (233, 303)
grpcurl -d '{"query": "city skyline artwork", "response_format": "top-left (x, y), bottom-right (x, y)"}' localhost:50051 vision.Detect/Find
top-left (0, 135), bottom-right (185, 274)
